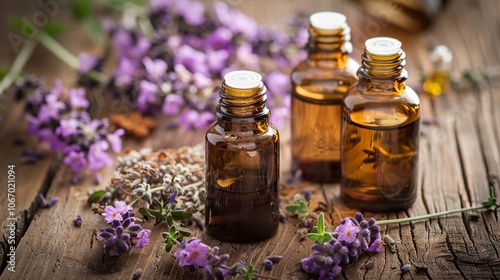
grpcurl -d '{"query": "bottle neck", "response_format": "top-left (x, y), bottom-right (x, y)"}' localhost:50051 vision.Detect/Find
top-left (306, 25), bottom-right (352, 68)
top-left (357, 50), bottom-right (408, 94)
top-left (215, 82), bottom-right (270, 130)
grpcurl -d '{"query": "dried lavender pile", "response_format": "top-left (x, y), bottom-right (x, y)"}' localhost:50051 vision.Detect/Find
top-left (89, 145), bottom-right (206, 219)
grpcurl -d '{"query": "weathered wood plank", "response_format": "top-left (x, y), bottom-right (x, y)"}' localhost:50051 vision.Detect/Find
top-left (0, 101), bottom-right (55, 270)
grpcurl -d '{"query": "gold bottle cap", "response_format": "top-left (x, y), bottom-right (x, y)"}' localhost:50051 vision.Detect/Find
top-left (224, 70), bottom-right (262, 89)
top-left (309, 11), bottom-right (347, 30)
top-left (365, 37), bottom-right (402, 55)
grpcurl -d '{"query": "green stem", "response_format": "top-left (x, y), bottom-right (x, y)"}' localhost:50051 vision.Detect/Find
top-left (0, 38), bottom-right (38, 95)
top-left (94, 0), bottom-right (148, 14)
top-left (37, 32), bottom-right (107, 83)
top-left (376, 204), bottom-right (486, 226)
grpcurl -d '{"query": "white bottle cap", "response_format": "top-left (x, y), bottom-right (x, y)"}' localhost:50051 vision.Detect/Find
top-left (310, 12), bottom-right (347, 30)
top-left (224, 70), bottom-right (262, 89)
top-left (365, 37), bottom-right (402, 55)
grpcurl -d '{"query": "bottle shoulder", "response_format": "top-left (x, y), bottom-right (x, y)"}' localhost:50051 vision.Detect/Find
top-left (291, 57), bottom-right (359, 83)
top-left (205, 123), bottom-right (279, 148)
top-left (344, 84), bottom-right (420, 109)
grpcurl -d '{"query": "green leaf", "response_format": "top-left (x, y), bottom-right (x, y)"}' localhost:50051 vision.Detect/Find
top-left (322, 233), bottom-right (332, 243)
top-left (317, 212), bottom-right (325, 235)
top-left (43, 21), bottom-right (65, 37)
top-left (72, 0), bottom-right (92, 19)
top-left (7, 17), bottom-right (25, 33)
top-left (83, 17), bottom-right (103, 44)
top-left (0, 68), bottom-right (8, 81)
top-left (166, 213), bottom-right (174, 226)
top-left (285, 204), bottom-right (298, 213)
top-left (306, 233), bottom-right (322, 242)
top-left (170, 210), bottom-right (194, 220)
top-left (87, 190), bottom-right (106, 204)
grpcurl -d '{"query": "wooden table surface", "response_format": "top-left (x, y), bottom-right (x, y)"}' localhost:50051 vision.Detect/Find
top-left (1, 0), bottom-right (500, 279)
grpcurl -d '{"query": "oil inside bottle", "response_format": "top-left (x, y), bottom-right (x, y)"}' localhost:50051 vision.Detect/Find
top-left (341, 103), bottom-right (420, 210)
top-left (205, 134), bottom-right (279, 242)
top-left (292, 74), bottom-right (356, 183)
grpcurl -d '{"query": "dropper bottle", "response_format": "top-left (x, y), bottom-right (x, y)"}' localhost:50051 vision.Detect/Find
top-left (341, 37), bottom-right (420, 211)
top-left (205, 70), bottom-right (280, 242)
top-left (291, 11), bottom-right (359, 183)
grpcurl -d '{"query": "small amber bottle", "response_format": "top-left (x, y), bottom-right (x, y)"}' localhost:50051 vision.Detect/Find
top-left (291, 11), bottom-right (359, 183)
top-left (423, 45), bottom-right (452, 96)
top-left (205, 70), bottom-right (280, 242)
top-left (341, 37), bottom-right (420, 211)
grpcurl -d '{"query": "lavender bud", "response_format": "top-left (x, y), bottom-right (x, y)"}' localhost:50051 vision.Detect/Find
top-left (355, 212), bottom-right (364, 223)
top-left (131, 268), bottom-right (142, 280)
top-left (339, 246), bottom-right (349, 256)
top-left (401, 264), bottom-right (410, 274)
top-left (369, 225), bottom-right (380, 235)
top-left (359, 221), bottom-right (368, 229)
top-left (299, 219), bottom-right (311, 228)
top-left (349, 247), bottom-right (359, 257)
top-left (332, 253), bottom-right (341, 265)
top-left (116, 226), bottom-right (124, 236)
top-left (341, 254), bottom-right (350, 264)
top-left (368, 218), bottom-right (376, 226)
top-left (364, 259), bottom-right (376, 270)
top-left (263, 259), bottom-right (273, 270)
top-left (301, 189), bottom-right (311, 202)
top-left (266, 255), bottom-right (283, 264)
top-left (38, 193), bottom-right (47, 207)
top-left (46, 197), bottom-right (58, 208)
top-left (213, 268), bottom-right (225, 280)
top-left (361, 229), bottom-right (370, 238)
top-left (333, 241), bottom-right (342, 251)
top-left (74, 215), bottom-right (82, 227)
top-left (352, 238), bottom-right (361, 248)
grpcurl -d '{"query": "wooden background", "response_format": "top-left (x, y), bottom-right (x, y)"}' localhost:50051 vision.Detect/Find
top-left (1, 0), bottom-right (500, 279)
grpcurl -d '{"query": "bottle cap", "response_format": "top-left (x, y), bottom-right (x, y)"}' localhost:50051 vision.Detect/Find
top-left (310, 12), bottom-right (347, 30)
top-left (365, 37), bottom-right (402, 55)
top-left (431, 45), bottom-right (452, 63)
top-left (224, 70), bottom-right (262, 89)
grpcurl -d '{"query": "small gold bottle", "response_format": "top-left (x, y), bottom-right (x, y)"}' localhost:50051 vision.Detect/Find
top-left (341, 37), bottom-right (420, 211)
top-left (291, 12), bottom-right (359, 183)
top-left (205, 70), bottom-right (280, 242)
top-left (423, 45), bottom-right (452, 96)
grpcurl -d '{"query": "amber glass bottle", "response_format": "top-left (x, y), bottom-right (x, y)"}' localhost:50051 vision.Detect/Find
top-left (291, 11), bottom-right (359, 183)
top-left (341, 37), bottom-right (420, 211)
top-left (205, 70), bottom-right (280, 242)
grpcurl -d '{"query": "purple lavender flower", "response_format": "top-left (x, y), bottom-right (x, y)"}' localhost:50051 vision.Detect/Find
top-left (214, 2), bottom-right (258, 40)
top-left (204, 27), bottom-right (233, 50)
top-left (138, 80), bottom-right (159, 113)
top-left (107, 128), bottom-right (125, 153)
top-left (174, 238), bottom-right (209, 267)
top-left (78, 52), bottom-right (98, 74)
top-left (162, 94), bottom-right (185, 115)
top-left (301, 213), bottom-right (381, 278)
top-left (69, 88), bottom-right (89, 108)
top-left (174, 45), bottom-right (209, 76)
top-left (206, 49), bottom-right (230, 74)
top-left (265, 71), bottom-right (290, 97)
top-left (102, 200), bottom-right (132, 223)
top-left (115, 58), bottom-right (137, 86)
top-left (336, 219), bottom-right (360, 244)
top-left (38, 94), bottom-right (65, 121)
top-left (136, 229), bottom-right (151, 247)
top-left (88, 140), bottom-right (114, 171)
top-left (143, 57), bottom-right (168, 82)
top-left (56, 118), bottom-right (79, 137)
top-left (175, 0), bottom-right (205, 26)
top-left (98, 213), bottom-right (142, 256)
top-left (63, 151), bottom-right (87, 172)
top-left (269, 107), bottom-right (289, 129)
top-left (178, 109), bottom-right (215, 131)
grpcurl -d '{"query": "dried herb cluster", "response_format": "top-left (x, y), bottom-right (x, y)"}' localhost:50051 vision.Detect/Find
top-left (89, 144), bottom-right (206, 250)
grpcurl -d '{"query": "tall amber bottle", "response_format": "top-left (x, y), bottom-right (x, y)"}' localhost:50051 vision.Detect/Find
top-left (205, 70), bottom-right (280, 242)
top-left (291, 11), bottom-right (359, 183)
top-left (341, 37), bottom-right (420, 211)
